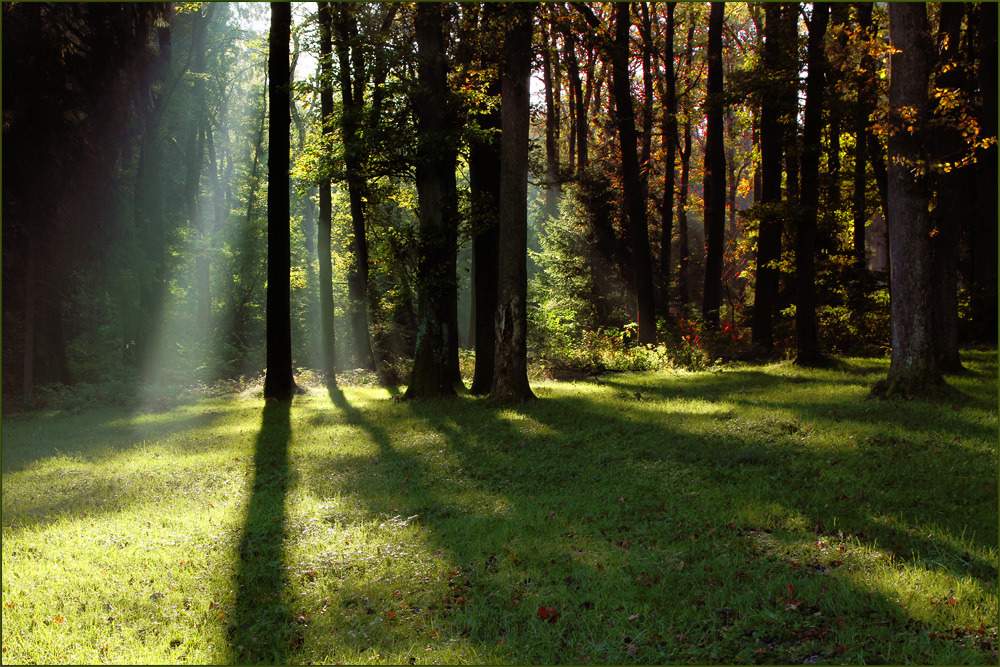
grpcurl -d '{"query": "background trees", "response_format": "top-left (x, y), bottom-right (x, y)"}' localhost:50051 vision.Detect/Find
top-left (3, 2), bottom-right (995, 409)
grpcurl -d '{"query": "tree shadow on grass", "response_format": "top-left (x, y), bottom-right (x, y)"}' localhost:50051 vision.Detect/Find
top-left (291, 377), bottom-right (997, 663)
top-left (0, 404), bottom-right (240, 474)
top-left (393, 396), bottom-right (991, 662)
top-left (230, 400), bottom-right (294, 664)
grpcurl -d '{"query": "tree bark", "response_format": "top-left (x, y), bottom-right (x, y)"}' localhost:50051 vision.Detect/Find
top-left (875, 2), bottom-right (942, 397)
top-left (491, 2), bottom-right (536, 402)
top-left (701, 2), bottom-right (726, 331)
top-left (637, 2), bottom-right (655, 200)
top-left (851, 2), bottom-right (875, 273)
top-left (405, 2), bottom-right (461, 399)
top-left (658, 3), bottom-right (677, 315)
top-left (263, 1), bottom-right (296, 401)
top-left (469, 6), bottom-right (503, 395)
top-left (317, 2), bottom-right (336, 385)
top-left (751, 3), bottom-right (785, 352)
top-left (971, 1), bottom-right (998, 343)
top-left (926, 2), bottom-right (970, 372)
top-left (611, 2), bottom-right (656, 345)
top-left (794, 2), bottom-right (830, 366)
top-left (676, 19), bottom-right (695, 316)
top-left (333, 5), bottom-right (376, 371)
top-left (541, 9), bottom-right (561, 221)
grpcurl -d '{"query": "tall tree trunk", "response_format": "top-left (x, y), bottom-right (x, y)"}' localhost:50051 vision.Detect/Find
top-left (875, 2), bottom-right (941, 397)
top-left (928, 2), bottom-right (969, 372)
top-left (778, 3), bottom-right (800, 318)
top-left (564, 29), bottom-right (578, 174)
top-left (317, 1), bottom-right (336, 385)
top-left (825, 4), bottom-right (850, 222)
top-left (405, 2), bottom-right (461, 399)
top-left (971, 1), bottom-right (998, 344)
top-left (491, 2), bottom-right (536, 402)
top-left (794, 2), bottom-right (829, 366)
top-left (658, 2), bottom-right (677, 315)
top-left (782, 2), bottom-right (800, 209)
top-left (676, 19), bottom-right (695, 316)
top-left (469, 7), bottom-right (503, 395)
top-left (852, 3), bottom-right (875, 273)
top-left (333, 5), bottom-right (375, 371)
top-left (567, 31), bottom-right (589, 171)
top-left (701, 2), bottom-right (726, 330)
top-left (752, 2), bottom-right (786, 352)
top-left (637, 2), bottom-right (655, 200)
top-left (611, 1), bottom-right (656, 345)
top-left (541, 10), bottom-right (561, 221)
top-left (185, 4), bottom-right (214, 342)
top-left (263, 1), bottom-right (296, 401)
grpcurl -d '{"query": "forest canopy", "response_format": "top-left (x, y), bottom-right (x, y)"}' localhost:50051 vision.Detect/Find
top-left (2, 2), bottom-right (996, 408)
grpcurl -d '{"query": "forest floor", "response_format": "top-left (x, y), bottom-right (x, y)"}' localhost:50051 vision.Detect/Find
top-left (1, 351), bottom-right (997, 665)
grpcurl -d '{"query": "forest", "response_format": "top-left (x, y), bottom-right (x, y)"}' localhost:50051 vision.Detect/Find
top-left (1, 2), bottom-right (998, 665)
top-left (2, 1), bottom-right (995, 407)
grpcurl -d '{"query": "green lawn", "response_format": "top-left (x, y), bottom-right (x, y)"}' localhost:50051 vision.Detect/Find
top-left (2, 352), bottom-right (997, 664)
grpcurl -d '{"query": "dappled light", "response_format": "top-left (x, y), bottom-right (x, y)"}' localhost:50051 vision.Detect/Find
top-left (3, 353), bottom-right (998, 663)
top-left (2, 1), bottom-right (997, 664)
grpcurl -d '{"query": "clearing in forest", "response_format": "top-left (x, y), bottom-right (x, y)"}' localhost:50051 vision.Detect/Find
top-left (2, 352), bottom-right (997, 664)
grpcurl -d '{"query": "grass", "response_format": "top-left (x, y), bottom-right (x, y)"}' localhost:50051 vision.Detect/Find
top-left (2, 351), bottom-right (997, 664)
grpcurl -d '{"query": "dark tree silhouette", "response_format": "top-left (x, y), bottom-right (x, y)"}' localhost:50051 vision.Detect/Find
top-left (405, 2), bottom-right (462, 399)
top-left (701, 2), bottom-right (726, 331)
top-left (317, 1), bottom-right (336, 386)
top-left (611, 2), bottom-right (656, 345)
top-left (794, 2), bottom-right (830, 367)
top-left (263, 1), bottom-right (296, 401)
top-left (491, 2), bottom-right (536, 402)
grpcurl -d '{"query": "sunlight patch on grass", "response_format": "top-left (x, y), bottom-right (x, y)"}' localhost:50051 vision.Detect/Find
top-left (3, 352), bottom-right (997, 664)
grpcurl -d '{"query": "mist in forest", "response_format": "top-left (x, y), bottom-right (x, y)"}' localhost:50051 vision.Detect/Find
top-left (3, 2), bottom-right (996, 409)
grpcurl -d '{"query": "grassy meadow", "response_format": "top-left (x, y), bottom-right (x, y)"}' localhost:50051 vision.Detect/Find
top-left (2, 352), bottom-right (997, 664)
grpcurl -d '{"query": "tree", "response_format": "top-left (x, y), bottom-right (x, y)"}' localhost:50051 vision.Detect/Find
top-left (675, 17), bottom-right (696, 315)
top-left (541, 5), bottom-right (563, 222)
top-left (263, 1), bottom-right (296, 401)
top-left (657, 3), bottom-right (678, 314)
top-left (751, 2), bottom-right (786, 352)
top-left (467, 4), bottom-right (503, 395)
top-left (404, 2), bottom-right (461, 399)
top-left (851, 3), bottom-right (876, 274)
top-left (317, 1), bottom-right (336, 386)
top-left (491, 2), bottom-right (536, 402)
top-left (611, 2), bottom-right (656, 345)
top-left (701, 2), bottom-right (726, 331)
top-left (2, 2), bottom-right (169, 403)
top-left (873, 3), bottom-right (941, 397)
top-left (970, 2), bottom-right (998, 344)
top-left (332, 5), bottom-right (379, 371)
top-left (928, 2), bottom-right (970, 372)
top-left (793, 2), bottom-right (830, 367)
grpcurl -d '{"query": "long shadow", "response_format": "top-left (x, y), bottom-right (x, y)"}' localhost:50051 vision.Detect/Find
top-left (230, 400), bottom-right (293, 664)
top-left (397, 394), bottom-right (996, 662)
top-left (300, 374), bottom-right (996, 662)
top-left (517, 388), bottom-right (998, 581)
top-left (1, 403), bottom-right (238, 474)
